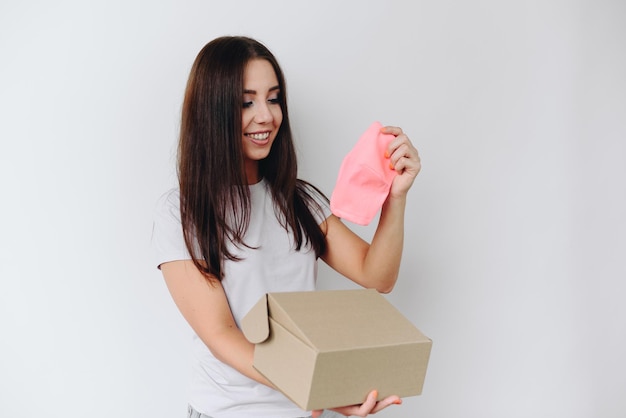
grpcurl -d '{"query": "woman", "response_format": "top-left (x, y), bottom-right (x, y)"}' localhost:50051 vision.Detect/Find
top-left (152, 36), bottom-right (421, 418)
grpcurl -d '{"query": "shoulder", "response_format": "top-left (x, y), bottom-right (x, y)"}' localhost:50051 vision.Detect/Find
top-left (154, 188), bottom-right (180, 218)
top-left (152, 188), bottom-right (190, 268)
top-left (153, 188), bottom-right (182, 238)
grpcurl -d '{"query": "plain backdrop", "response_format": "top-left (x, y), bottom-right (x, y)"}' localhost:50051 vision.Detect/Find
top-left (1, 1), bottom-right (625, 417)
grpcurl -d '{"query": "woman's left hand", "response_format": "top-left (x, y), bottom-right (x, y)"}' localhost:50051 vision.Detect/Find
top-left (311, 390), bottom-right (402, 417)
top-left (381, 126), bottom-right (421, 199)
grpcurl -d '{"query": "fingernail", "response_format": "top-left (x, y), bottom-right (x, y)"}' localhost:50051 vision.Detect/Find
top-left (384, 151), bottom-right (390, 159)
top-left (389, 162), bottom-right (394, 170)
top-left (394, 399), bottom-right (403, 405)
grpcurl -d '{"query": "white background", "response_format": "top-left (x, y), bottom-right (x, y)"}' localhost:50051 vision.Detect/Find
top-left (1, 1), bottom-right (625, 417)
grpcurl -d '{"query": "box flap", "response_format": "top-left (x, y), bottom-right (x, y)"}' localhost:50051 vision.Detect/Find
top-left (266, 293), bottom-right (316, 347)
top-left (241, 294), bottom-right (270, 344)
top-left (267, 289), bottom-right (427, 351)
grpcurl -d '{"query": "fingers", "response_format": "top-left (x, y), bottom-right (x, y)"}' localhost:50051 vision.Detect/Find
top-left (311, 410), bottom-right (322, 418)
top-left (381, 126), bottom-right (420, 171)
top-left (329, 390), bottom-right (401, 417)
top-left (371, 395), bottom-right (402, 414)
top-left (330, 390), bottom-right (378, 417)
top-left (380, 125), bottom-right (403, 136)
top-left (357, 389), bottom-right (380, 414)
top-left (388, 143), bottom-right (418, 172)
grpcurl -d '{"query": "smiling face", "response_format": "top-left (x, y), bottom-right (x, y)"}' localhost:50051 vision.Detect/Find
top-left (241, 58), bottom-right (283, 184)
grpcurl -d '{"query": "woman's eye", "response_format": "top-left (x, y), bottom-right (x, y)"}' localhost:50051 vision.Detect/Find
top-left (268, 97), bottom-right (281, 105)
top-left (243, 101), bottom-right (253, 109)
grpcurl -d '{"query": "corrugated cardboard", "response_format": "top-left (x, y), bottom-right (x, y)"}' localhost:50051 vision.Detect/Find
top-left (241, 288), bottom-right (432, 411)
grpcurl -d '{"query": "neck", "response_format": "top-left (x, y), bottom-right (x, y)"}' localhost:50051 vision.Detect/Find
top-left (245, 160), bottom-right (260, 184)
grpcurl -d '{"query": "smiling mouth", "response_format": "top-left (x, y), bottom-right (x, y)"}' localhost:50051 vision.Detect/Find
top-left (245, 131), bottom-right (272, 145)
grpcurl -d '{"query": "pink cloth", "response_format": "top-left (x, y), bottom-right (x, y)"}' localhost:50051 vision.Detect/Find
top-left (330, 121), bottom-right (397, 225)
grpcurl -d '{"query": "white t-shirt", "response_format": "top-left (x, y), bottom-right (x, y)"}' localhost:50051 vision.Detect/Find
top-left (152, 180), bottom-right (331, 418)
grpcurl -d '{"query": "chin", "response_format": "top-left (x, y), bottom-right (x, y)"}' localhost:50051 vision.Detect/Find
top-left (245, 150), bottom-right (272, 162)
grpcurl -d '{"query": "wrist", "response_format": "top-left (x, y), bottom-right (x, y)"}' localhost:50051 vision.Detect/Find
top-left (384, 193), bottom-right (407, 208)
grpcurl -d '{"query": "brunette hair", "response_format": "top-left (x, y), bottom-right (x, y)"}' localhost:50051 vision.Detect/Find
top-left (178, 36), bottom-right (327, 282)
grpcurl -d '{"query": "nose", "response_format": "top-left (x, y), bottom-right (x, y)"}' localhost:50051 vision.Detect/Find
top-left (254, 102), bottom-right (273, 124)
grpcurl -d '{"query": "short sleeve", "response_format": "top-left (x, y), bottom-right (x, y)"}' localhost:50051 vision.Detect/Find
top-left (151, 189), bottom-right (191, 269)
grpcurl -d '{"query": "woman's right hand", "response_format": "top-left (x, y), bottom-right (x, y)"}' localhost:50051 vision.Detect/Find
top-left (311, 390), bottom-right (402, 417)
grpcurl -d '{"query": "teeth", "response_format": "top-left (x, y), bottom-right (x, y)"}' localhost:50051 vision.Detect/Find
top-left (248, 132), bottom-right (270, 140)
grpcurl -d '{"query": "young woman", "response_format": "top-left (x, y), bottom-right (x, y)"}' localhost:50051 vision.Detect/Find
top-left (152, 36), bottom-right (421, 418)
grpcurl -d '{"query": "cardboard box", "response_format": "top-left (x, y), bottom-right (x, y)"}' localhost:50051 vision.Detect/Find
top-left (241, 288), bottom-right (432, 411)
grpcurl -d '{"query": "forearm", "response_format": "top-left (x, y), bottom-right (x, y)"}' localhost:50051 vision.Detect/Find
top-left (361, 195), bottom-right (406, 292)
top-left (205, 326), bottom-right (274, 388)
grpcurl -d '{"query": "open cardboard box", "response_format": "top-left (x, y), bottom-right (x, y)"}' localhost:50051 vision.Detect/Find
top-left (241, 288), bottom-right (432, 411)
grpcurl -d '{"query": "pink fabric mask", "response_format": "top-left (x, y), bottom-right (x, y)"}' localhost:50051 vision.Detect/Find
top-left (330, 121), bottom-right (397, 225)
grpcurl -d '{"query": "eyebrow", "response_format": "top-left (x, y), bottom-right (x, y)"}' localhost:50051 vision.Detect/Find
top-left (243, 86), bottom-right (280, 94)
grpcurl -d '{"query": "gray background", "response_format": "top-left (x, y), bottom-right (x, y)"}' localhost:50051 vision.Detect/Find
top-left (1, 1), bottom-right (625, 417)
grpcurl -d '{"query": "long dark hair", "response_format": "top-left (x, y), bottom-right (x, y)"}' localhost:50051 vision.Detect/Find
top-left (178, 36), bottom-right (327, 282)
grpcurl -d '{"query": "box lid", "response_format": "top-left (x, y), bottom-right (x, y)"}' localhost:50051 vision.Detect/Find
top-left (242, 289), bottom-right (428, 351)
